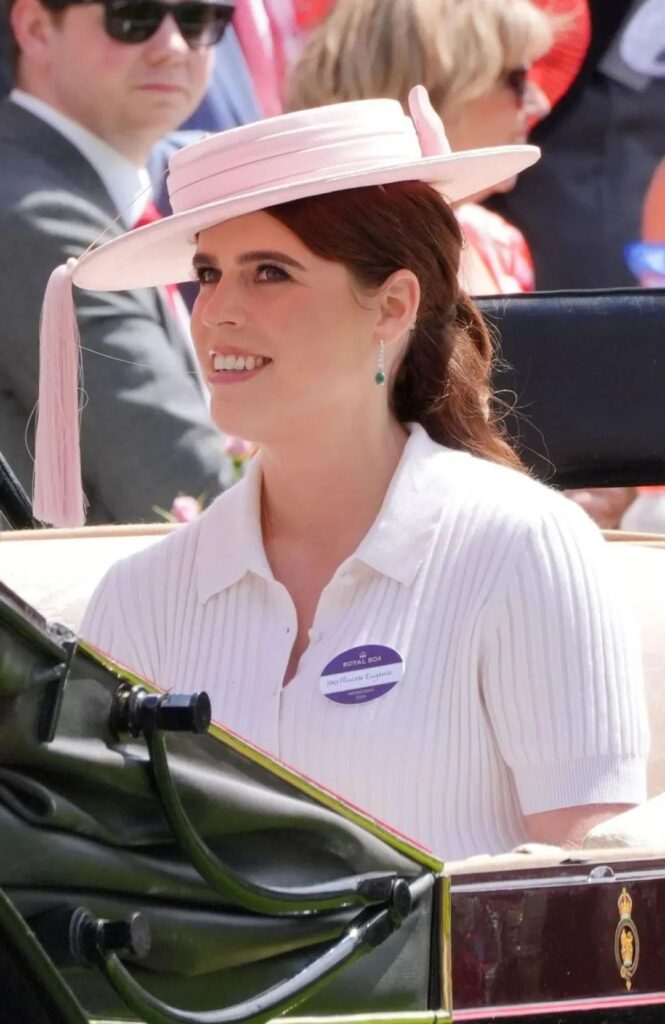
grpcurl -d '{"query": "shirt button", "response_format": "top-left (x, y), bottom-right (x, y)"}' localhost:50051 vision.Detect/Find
top-left (308, 628), bottom-right (323, 643)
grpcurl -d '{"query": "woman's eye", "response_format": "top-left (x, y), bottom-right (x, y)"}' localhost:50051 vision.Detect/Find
top-left (196, 266), bottom-right (220, 285)
top-left (255, 263), bottom-right (290, 283)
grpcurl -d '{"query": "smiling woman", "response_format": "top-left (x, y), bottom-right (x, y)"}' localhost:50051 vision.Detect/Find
top-left (33, 86), bottom-right (649, 861)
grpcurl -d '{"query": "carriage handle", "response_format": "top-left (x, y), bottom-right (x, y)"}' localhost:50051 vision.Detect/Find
top-left (88, 873), bottom-right (434, 1024)
top-left (112, 683), bottom-right (414, 916)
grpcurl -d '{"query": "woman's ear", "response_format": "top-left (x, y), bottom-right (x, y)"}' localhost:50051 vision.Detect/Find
top-left (374, 269), bottom-right (420, 346)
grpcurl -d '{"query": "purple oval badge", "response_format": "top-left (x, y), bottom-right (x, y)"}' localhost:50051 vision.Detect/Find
top-left (320, 645), bottom-right (403, 705)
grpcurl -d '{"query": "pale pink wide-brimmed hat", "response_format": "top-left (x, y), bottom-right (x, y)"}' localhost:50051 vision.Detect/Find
top-left (34, 86), bottom-right (540, 527)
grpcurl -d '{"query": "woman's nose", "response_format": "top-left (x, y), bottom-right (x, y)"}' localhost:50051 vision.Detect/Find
top-left (524, 80), bottom-right (551, 124)
top-left (198, 280), bottom-right (244, 328)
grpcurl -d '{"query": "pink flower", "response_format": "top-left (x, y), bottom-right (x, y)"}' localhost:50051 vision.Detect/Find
top-left (224, 435), bottom-right (256, 460)
top-left (171, 495), bottom-right (202, 523)
top-left (224, 436), bottom-right (258, 481)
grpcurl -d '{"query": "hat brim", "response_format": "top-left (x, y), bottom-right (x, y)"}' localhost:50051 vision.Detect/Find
top-left (74, 145), bottom-right (539, 291)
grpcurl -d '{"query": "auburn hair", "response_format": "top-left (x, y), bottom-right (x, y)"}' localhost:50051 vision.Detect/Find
top-left (269, 181), bottom-right (523, 471)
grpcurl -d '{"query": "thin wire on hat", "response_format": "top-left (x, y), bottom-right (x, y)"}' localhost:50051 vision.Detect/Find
top-left (77, 166), bottom-right (171, 259)
top-left (43, 165), bottom-right (189, 353)
top-left (74, 167), bottom-right (203, 374)
top-left (26, 340), bottom-right (204, 471)
top-left (78, 345), bottom-right (201, 375)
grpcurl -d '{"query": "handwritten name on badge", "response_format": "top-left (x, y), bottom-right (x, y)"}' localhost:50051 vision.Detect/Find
top-left (320, 645), bottom-right (403, 705)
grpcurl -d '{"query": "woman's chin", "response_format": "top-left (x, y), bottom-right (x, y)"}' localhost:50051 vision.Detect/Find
top-left (211, 409), bottom-right (258, 443)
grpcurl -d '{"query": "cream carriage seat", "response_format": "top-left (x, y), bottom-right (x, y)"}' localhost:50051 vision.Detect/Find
top-left (0, 523), bottom-right (170, 632)
top-left (0, 525), bottom-right (664, 809)
top-left (605, 536), bottom-right (665, 800)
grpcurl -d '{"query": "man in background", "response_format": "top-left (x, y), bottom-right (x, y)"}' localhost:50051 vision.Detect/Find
top-left (0, 0), bottom-right (235, 523)
top-left (489, 0), bottom-right (665, 289)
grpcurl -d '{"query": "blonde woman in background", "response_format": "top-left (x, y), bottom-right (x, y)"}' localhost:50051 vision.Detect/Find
top-left (285, 0), bottom-right (553, 294)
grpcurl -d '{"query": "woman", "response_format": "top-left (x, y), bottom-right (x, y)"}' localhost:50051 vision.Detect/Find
top-left (36, 88), bottom-right (648, 861)
top-left (284, 0), bottom-right (552, 294)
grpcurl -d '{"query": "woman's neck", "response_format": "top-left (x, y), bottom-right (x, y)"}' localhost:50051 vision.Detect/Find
top-left (260, 413), bottom-right (409, 558)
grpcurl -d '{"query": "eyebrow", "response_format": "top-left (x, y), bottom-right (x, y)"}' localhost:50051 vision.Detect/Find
top-left (192, 250), bottom-right (307, 271)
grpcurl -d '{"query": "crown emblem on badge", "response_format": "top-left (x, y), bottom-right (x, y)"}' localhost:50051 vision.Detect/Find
top-left (614, 887), bottom-right (639, 991)
top-left (618, 889), bottom-right (633, 919)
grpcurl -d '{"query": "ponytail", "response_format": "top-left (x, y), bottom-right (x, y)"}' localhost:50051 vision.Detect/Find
top-left (394, 293), bottom-right (523, 471)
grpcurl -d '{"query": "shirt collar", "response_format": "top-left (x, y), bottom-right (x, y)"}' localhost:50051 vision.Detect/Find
top-left (196, 453), bottom-right (273, 603)
top-left (10, 90), bottom-right (152, 227)
top-left (352, 423), bottom-right (456, 585)
top-left (195, 423), bottom-right (460, 602)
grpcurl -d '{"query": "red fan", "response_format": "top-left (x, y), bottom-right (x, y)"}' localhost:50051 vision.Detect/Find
top-left (529, 0), bottom-right (591, 115)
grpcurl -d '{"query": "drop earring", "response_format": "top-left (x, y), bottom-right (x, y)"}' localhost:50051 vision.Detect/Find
top-left (375, 339), bottom-right (386, 387)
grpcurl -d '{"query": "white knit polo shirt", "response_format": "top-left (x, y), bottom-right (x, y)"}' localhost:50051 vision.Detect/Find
top-left (81, 425), bottom-right (649, 860)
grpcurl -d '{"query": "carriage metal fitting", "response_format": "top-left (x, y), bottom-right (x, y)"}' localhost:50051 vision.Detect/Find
top-left (71, 908), bottom-right (152, 965)
top-left (35, 638), bottom-right (76, 743)
top-left (110, 682), bottom-right (211, 739)
top-left (389, 877), bottom-right (413, 923)
top-left (29, 905), bottom-right (151, 968)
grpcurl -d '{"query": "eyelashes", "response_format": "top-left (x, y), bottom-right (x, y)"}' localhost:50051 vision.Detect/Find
top-left (255, 263), bottom-right (292, 283)
top-left (195, 266), bottom-right (220, 285)
top-left (194, 263), bottom-right (293, 286)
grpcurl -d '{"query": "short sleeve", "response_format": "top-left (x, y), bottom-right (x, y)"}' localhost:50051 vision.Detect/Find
top-left (480, 498), bottom-right (649, 815)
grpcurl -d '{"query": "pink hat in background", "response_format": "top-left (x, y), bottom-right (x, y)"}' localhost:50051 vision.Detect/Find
top-left (34, 85), bottom-right (540, 528)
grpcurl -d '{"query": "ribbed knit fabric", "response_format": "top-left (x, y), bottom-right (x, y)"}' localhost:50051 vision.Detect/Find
top-left (81, 426), bottom-right (649, 860)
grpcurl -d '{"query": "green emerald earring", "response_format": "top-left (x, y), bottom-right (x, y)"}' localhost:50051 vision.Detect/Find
top-left (375, 339), bottom-right (386, 387)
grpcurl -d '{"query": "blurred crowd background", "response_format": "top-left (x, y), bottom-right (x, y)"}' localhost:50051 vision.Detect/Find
top-left (1, 0), bottom-right (664, 531)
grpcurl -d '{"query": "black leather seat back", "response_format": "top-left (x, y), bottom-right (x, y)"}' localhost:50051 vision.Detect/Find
top-left (479, 289), bottom-right (665, 488)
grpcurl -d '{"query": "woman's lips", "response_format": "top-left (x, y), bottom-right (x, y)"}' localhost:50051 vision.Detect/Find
top-left (206, 366), bottom-right (268, 386)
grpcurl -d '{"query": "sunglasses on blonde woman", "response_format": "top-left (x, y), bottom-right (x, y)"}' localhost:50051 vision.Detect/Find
top-left (42, 0), bottom-right (234, 48)
top-left (504, 66), bottom-right (530, 105)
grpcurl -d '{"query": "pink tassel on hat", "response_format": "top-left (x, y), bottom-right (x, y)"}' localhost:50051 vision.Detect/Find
top-left (33, 257), bottom-right (86, 527)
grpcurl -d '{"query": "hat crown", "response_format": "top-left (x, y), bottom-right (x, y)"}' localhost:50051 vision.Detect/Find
top-left (166, 98), bottom-right (441, 215)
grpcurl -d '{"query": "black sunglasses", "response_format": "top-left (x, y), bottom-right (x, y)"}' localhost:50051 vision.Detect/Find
top-left (44, 0), bottom-right (234, 48)
top-left (505, 65), bottom-right (530, 104)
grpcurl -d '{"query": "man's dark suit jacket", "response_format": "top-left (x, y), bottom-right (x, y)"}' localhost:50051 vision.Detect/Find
top-left (0, 100), bottom-right (233, 524)
top-left (488, 0), bottom-right (665, 290)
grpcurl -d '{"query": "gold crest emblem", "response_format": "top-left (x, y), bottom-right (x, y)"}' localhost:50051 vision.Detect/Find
top-left (614, 888), bottom-right (639, 991)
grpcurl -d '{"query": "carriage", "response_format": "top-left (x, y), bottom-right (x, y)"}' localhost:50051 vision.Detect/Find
top-left (1, 288), bottom-right (664, 1024)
